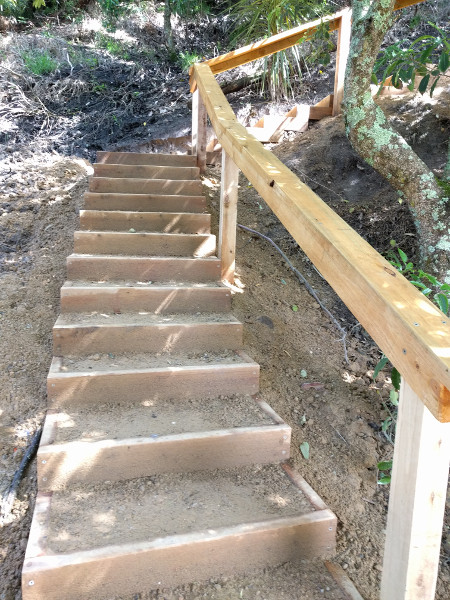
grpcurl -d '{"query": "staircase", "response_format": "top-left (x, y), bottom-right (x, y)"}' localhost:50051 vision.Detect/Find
top-left (22, 152), bottom-right (336, 599)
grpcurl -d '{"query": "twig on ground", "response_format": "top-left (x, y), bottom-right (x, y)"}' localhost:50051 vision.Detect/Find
top-left (237, 223), bottom-right (349, 364)
top-left (0, 428), bottom-right (42, 525)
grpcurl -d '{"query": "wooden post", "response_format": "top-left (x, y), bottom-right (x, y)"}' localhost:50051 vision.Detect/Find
top-left (191, 88), bottom-right (207, 174)
top-left (381, 380), bottom-right (450, 600)
top-left (332, 7), bottom-right (352, 116)
top-left (219, 150), bottom-right (239, 284)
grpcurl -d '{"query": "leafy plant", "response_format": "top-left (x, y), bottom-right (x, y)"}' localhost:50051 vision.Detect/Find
top-left (178, 50), bottom-right (201, 71)
top-left (22, 50), bottom-right (59, 75)
top-left (374, 245), bottom-right (449, 483)
top-left (373, 23), bottom-right (450, 97)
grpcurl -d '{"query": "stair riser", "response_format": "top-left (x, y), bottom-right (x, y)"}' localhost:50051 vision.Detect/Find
top-left (73, 232), bottom-right (217, 257)
top-left (23, 495), bottom-right (336, 600)
top-left (60, 287), bottom-right (231, 314)
top-left (37, 426), bottom-right (291, 490)
top-left (53, 323), bottom-right (243, 355)
top-left (93, 164), bottom-right (200, 180)
top-left (83, 193), bottom-right (206, 213)
top-left (66, 256), bottom-right (221, 282)
top-left (89, 178), bottom-right (203, 195)
top-left (80, 211), bottom-right (211, 234)
top-left (47, 364), bottom-right (260, 408)
top-left (97, 151), bottom-right (197, 166)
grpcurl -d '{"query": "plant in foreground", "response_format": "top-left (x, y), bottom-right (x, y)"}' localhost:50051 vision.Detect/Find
top-left (22, 49), bottom-right (59, 75)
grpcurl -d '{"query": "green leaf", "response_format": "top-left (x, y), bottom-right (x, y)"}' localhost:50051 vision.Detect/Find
top-left (429, 78), bottom-right (439, 97)
top-left (391, 367), bottom-right (401, 391)
top-left (382, 417), bottom-right (392, 432)
top-left (390, 389), bottom-right (399, 406)
top-left (439, 51), bottom-right (449, 72)
top-left (418, 73), bottom-right (430, 94)
top-left (371, 72), bottom-right (378, 85)
top-left (398, 248), bottom-right (408, 264)
top-left (292, 305), bottom-right (298, 312)
top-left (377, 460), bottom-right (392, 471)
top-left (374, 356), bottom-right (388, 379)
top-left (378, 476), bottom-right (391, 485)
top-left (300, 442), bottom-right (310, 460)
top-left (436, 293), bottom-right (449, 315)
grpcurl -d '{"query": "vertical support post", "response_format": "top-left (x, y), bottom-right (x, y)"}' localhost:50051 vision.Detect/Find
top-left (332, 8), bottom-right (352, 116)
top-left (381, 380), bottom-right (450, 600)
top-left (219, 150), bottom-right (239, 284)
top-left (191, 88), bottom-right (207, 174)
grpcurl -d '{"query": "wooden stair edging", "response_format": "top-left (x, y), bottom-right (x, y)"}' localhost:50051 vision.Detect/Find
top-left (23, 150), bottom-right (337, 599)
top-left (23, 478), bottom-right (336, 600)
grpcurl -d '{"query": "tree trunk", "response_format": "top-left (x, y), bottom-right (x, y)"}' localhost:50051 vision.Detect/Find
top-left (343, 0), bottom-right (449, 282)
top-left (164, 0), bottom-right (175, 54)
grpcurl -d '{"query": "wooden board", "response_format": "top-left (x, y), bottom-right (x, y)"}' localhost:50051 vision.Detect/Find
top-left (66, 255), bottom-right (221, 282)
top-left (73, 231), bottom-right (217, 257)
top-left (192, 62), bottom-right (450, 421)
top-left (96, 152), bottom-right (197, 167)
top-left (89, 178), bottom-right (203, 196)
top-left (79, 211), bottom-right (211, 234)
top-left (53, 318), bottom-right (243, 355)
top-left (381, 380), bottom-right (450, 599)
top-left (83, 193), bottom-right (206, 214)
top-left (23, 495), bottom-right (335, 600)
top-left (60, 284), bottom-right (231, 314)
top-left (93, 164), bottom-right (199, 181)
top-left (37, 424), bottom-right (291, 489)
top-left (219, 150), bottom-right (239, 283)
top-left (47, 358), bottom-right (260, 407)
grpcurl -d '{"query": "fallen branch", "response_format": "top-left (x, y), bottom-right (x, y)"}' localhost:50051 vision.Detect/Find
top-left (237, 223), bottom-right (349, 363)
top-left (221, 74), bottom-right (263, 95)
top-left (0, 428), bottom-right (42, 525)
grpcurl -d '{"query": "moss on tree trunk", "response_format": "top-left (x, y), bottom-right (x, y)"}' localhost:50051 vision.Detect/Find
top-left (343, 0), bottom-right (449, 282)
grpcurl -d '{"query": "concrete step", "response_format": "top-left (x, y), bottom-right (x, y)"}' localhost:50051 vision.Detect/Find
top-left (60, 282), bottom-right (231, 313)
top-left (52, 313), bottom-right (243, 355)
top-left (37, 395), bottom-right (289, 490)
top-left (96, 151), bottom-right (197, 166)
top-left (47, 351), bottom-right (260, 408)
top-left (66, 255), bottom-right (221, 282)
top-left (93, 163), bottom-right (200, 180)
top-left (89, 177), bottom-right (203, 195)
top-left (79, 210), bottom-right (211, 233)
top-left (73, 231), bottom-right (217, 257)
top-left (23, 465), bottom-right (336, 600)
top-left (83, 193), bottom-right (206, 213)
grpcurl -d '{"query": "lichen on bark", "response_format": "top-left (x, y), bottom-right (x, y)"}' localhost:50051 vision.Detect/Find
top-left (343, 0), bottom-right (450, 282)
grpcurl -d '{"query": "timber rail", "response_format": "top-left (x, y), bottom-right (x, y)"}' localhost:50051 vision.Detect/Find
top-left (189, 1), bottom-right (450, 598)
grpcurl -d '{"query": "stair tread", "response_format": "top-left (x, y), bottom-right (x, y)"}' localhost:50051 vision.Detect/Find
top-left (43, 464), bottom-right (316, 554)
top-left (42, 394), bottom-right (277, 446)
top-left (62, 281), bottom-right (227, 289)
top-left (54, 312), bottom-right (240, 326)
top-left (51, 350), bottom-right (253, 372)
top-left (96, 151), bottom-right (197, 166)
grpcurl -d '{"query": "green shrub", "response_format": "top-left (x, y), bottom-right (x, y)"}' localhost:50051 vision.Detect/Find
top-left (22, 49), bottom-right (59, 75)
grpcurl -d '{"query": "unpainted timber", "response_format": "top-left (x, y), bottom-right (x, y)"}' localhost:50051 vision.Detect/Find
top-left (79, 211), bottom-right (211, 234)
top-left (83, 193), bottom-right (206, 213)
top-left (53, 318), bottom-right (243, 355)
top-left (60, 284), bottom-right (231, 314)
top-left (73, 231), bottom-right (217, 257)
top-left (96, 151), bottom-right (197, 166)
top-left (37, 424), bottom-right (291, 490)
top-left (66, 255), bottom-right (221, 282)
top-left (47, 358), bottom-right (260, 407)
top-left (92, 164), bottom-right (200, 181)
top-left (89, 177), bottom-right (203, 196)
top-left (192, 62), bottom-right (450, 422)
top-left (22, 494), bottom-right (335, 600)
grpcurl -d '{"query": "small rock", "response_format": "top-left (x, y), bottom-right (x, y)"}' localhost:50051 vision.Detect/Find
top-left (92, 354), bottom-right (100, 361)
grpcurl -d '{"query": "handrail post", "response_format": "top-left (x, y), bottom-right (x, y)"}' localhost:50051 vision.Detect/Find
top-left (381, 380), bottom-right (450, 600)
top-left (332, 7), bottom-right (352, 116)
top-left (191, 88), bottom-right (207, 173)
top-left (219, 149), bottom-right (239, 284)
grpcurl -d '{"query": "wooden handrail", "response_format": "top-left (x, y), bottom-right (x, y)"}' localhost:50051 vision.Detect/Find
top-left (191, 62), bottom-right (450, 423)
top-left (192, 0), bottom-right (425, 80)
